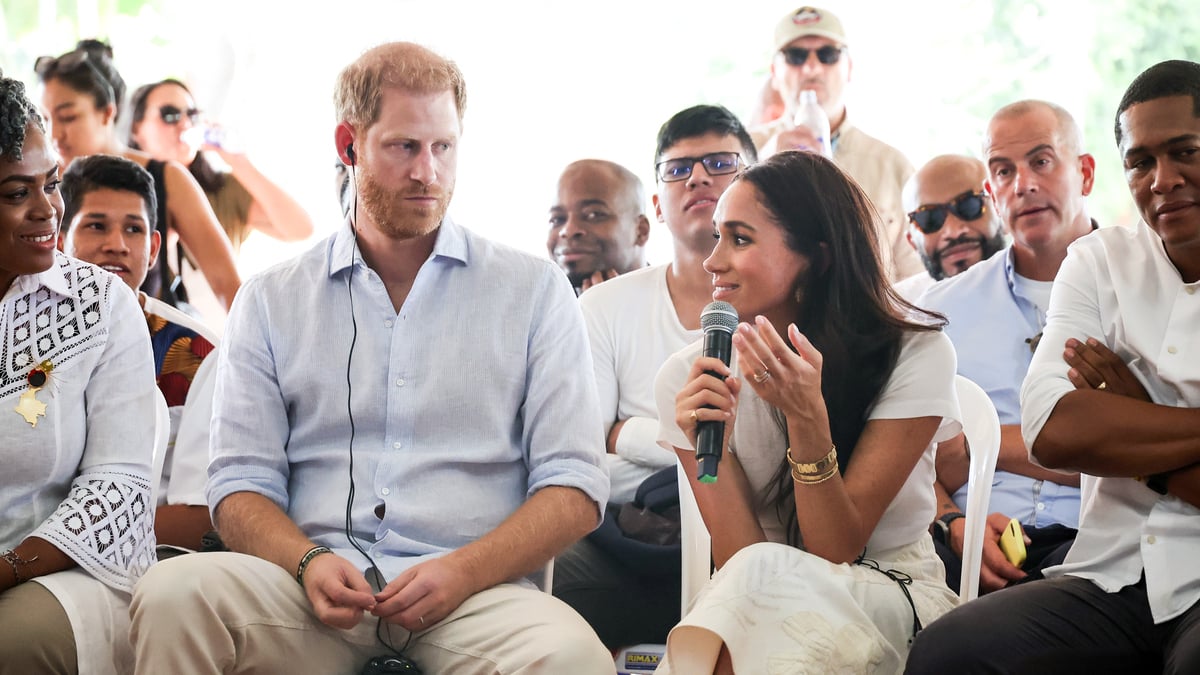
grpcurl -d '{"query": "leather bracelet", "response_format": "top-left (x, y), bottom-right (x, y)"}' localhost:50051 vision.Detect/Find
top-left (931, 512), bottom-right (966, 545)
top-left (787, 444), bottom-right (838, 476)
top-left (2, 549), bottom-right (40, 584)
top-left (295, 545), bottom-right (332, 586)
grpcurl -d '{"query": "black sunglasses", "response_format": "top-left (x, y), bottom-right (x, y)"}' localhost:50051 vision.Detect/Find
top-left (655, 152), bottom-right (742, 183)
top-left (159, 105), bottom-right (202, 125)
top-left (907, 190), bottom-right (987, 234)
top-left (33, 51), bottom-right (116, 106)
top-left (781, 45), bottom-right (846, 67)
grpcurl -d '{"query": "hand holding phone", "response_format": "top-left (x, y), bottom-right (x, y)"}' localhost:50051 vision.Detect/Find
top-left (998, 518), bottom-right (1027, 567)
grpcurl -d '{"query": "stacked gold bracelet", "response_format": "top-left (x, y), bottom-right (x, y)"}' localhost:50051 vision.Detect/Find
top-left (787, 445), bottom-right (839, 485)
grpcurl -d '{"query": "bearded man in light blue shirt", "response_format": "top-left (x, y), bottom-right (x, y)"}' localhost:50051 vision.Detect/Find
top-left (129, 41), bottom-right (612, 674)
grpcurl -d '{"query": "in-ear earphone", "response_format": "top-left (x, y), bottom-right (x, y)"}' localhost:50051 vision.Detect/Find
top-left (346, 143), bottom-right (356, 166)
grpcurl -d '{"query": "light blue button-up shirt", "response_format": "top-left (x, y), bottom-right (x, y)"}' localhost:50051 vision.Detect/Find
top-left (918, 247), bottom-right (1080, 528)
top-left (207, 218), bottom-right (609, 582)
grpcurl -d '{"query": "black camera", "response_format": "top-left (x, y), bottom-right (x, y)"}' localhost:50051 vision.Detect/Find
top-left (360, 655), bottom-right (422, 675)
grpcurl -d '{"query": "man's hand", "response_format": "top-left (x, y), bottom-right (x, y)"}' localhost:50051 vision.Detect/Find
top-left (579, 268), bottom-right (619, 293)
top-left (760, 126), bottom-right (822, 160)
top-left (1064, 338), bottom-right (1152, 402)
top-left (301, 553), bottom-right (377, 630)
top-left (371, 555), bottom-right (476, 632)
top-left (956, 512), bottom-right (1029, 593)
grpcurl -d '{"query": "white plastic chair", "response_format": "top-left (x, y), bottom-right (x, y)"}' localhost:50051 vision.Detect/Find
top-left (676, 461), bottom-right (712, 616)
top-left (149, 390), bottom-right (171, 508)
top-left (954, 374), bottom-right (1002, 603)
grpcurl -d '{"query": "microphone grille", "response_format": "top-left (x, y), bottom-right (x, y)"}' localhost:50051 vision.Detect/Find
top-left (700, 301), bottom-right (739, 334)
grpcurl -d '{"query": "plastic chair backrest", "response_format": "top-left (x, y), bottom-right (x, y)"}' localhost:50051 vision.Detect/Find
top-left (149, 391), bottom-right (171, 508)
top-left (677, 461), bottom-right (712, 617)
top-left (955, 374), bottom-right (1002, 603)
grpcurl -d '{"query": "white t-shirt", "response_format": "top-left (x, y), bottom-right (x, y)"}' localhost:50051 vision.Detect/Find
top-left (1022, 220), bottom-right (1200, 623)
top-left (580, 264), bottom-right (702, 503)
top-left (142, 295), bottom-right (219, 507)
top-left (655, 329), bottom-right (961, 553)
top-left (894, 271), bottom-right (935, 303)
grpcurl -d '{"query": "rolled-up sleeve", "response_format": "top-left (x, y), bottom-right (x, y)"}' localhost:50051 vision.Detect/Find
top-left (521, 267), bottom-right (609, 521)
top-left (206, 277), bottom-right (293, 514)
top-left (1020, 244), bottom-right (1101, 459)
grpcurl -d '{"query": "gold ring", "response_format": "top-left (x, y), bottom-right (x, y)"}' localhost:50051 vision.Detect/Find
top-left (689, 409), bottom-right (698, 424)
top-left (753, 369), bottom-right (771, 384)
top-left (1097, 381), bottom-right (1108, 391)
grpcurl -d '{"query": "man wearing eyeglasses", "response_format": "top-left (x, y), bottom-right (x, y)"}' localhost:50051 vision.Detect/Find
top-left (894, 154), bottom-right (1007, 300)
top-left (546, 159), bottom-right (650, 294)
top-left (750, 5), bottom-right (923, 283)
top-left (552, 105), bottom-right (757, 650)
top-left (917, 100), bottom-right (1098, 595)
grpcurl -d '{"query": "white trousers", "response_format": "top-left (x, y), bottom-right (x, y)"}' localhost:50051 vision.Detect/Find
top-left (130, 552), bottom-right (615, 675)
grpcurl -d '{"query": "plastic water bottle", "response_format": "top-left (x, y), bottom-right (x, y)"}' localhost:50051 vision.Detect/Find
top-left (793, 89), bottom-right (832, 158)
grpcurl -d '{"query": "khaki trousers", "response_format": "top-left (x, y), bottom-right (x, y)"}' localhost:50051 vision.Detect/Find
top-left (0, 581), bottom-right (77, 675)
top-left (130, 552), bottom-right (615, 674)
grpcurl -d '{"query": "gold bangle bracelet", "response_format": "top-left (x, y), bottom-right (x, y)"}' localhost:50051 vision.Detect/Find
top-left (792, 461), bottom-right (839, 484)
top-left (787, 444), bottom-right (838, 476)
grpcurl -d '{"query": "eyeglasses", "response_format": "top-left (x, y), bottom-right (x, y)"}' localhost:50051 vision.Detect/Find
top-left (781, 45), bottom-right (846, 67)
top-left (33, 50), bottom-right (116, 106)
top-left (655, 152), bottom-right (742, 183)
top-left (158, 105), bottom-right (202, 125)
top-left (907, 190), bottom-right (987, 235)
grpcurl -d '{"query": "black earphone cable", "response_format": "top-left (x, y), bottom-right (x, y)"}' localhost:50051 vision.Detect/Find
top-left (344, 152), bottom-right (415, 658)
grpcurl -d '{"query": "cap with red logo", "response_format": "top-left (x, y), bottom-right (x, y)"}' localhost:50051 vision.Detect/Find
top-left (773, 6), bottom-right (848, 51)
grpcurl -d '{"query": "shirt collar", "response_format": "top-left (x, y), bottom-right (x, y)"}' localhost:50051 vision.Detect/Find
top-left (1004, 218), bottom-right (1101, 289)
top-left (328, 216), bottom-right (470, 278)
top-left (3, 252), bottom-right (75, 303)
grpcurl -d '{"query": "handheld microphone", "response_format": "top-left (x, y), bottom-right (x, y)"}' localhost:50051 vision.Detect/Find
top-left (696, 301), bottom-right (738, 483)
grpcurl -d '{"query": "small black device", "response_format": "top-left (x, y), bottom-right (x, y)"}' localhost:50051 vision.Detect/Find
top-left (360, 655), bottom-right (422, 675)
top-left (696, 301), bottom-right (738, 483)
top-left (346, 142), bottom-right (356, 165)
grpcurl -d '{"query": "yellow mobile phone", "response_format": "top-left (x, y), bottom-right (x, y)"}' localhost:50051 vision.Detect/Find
top-left (998, 518), bottom-right (1027, 567)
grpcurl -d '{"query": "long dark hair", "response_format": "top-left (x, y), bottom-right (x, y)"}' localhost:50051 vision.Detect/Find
top-left (737, 151), bottom-right (946, 545)
top-left (34, 39), bottom-right (125, 121)
top-left (127, 78), bottom-right (225, 194)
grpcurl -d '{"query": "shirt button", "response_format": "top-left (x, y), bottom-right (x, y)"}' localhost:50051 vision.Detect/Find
top-left (1167, 346), bottom-right (1178, 354)
top-left (385, 320), bottom-right (394, 328)
top-left (396, 378), bottom-right (405, 387)
top-left (1187, 287), bottom-right (1196, 295)
top-left (1147, 535), bottom-right (1157, 544)
top-left (381, 487), bottom-right (391, 496)
top-left (1036, 503), bottom-right (1045, 511)
top-left (393, 442), bottom-right (402, 449)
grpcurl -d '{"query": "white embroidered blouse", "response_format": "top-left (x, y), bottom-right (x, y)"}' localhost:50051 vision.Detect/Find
top-left (1, 253), bottom-right (158, 592)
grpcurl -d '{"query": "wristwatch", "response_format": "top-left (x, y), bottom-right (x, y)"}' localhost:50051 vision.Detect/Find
top-left (931, 511), bottom-right (966, 545)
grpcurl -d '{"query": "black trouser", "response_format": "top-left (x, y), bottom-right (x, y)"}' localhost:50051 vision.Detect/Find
top-left (551, 537), bottom-right (680, 649)
top-left (905, 575), bottom-right (1200, 674)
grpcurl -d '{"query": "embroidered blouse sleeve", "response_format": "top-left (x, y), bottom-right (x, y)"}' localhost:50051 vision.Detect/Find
top-left (30, 275), bottom-right (159, 593)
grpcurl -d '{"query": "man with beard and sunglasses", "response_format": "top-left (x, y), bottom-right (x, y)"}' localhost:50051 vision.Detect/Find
top-left (893, 154), bottom-right (1007, 300)
top-left (917, 100), bottom-right (1099, 595)
top-left (128, 42), bottom-right (612, 674)
top-left (749, 6), bottom-right (923, 283)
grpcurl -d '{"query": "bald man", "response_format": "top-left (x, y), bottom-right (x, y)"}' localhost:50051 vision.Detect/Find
top-left (895, 154), bottom-right (1007, 299)
top-left (547, 159), bottom-right (650, 293)
top-left (918, 100), bottom-right (1098, 595)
